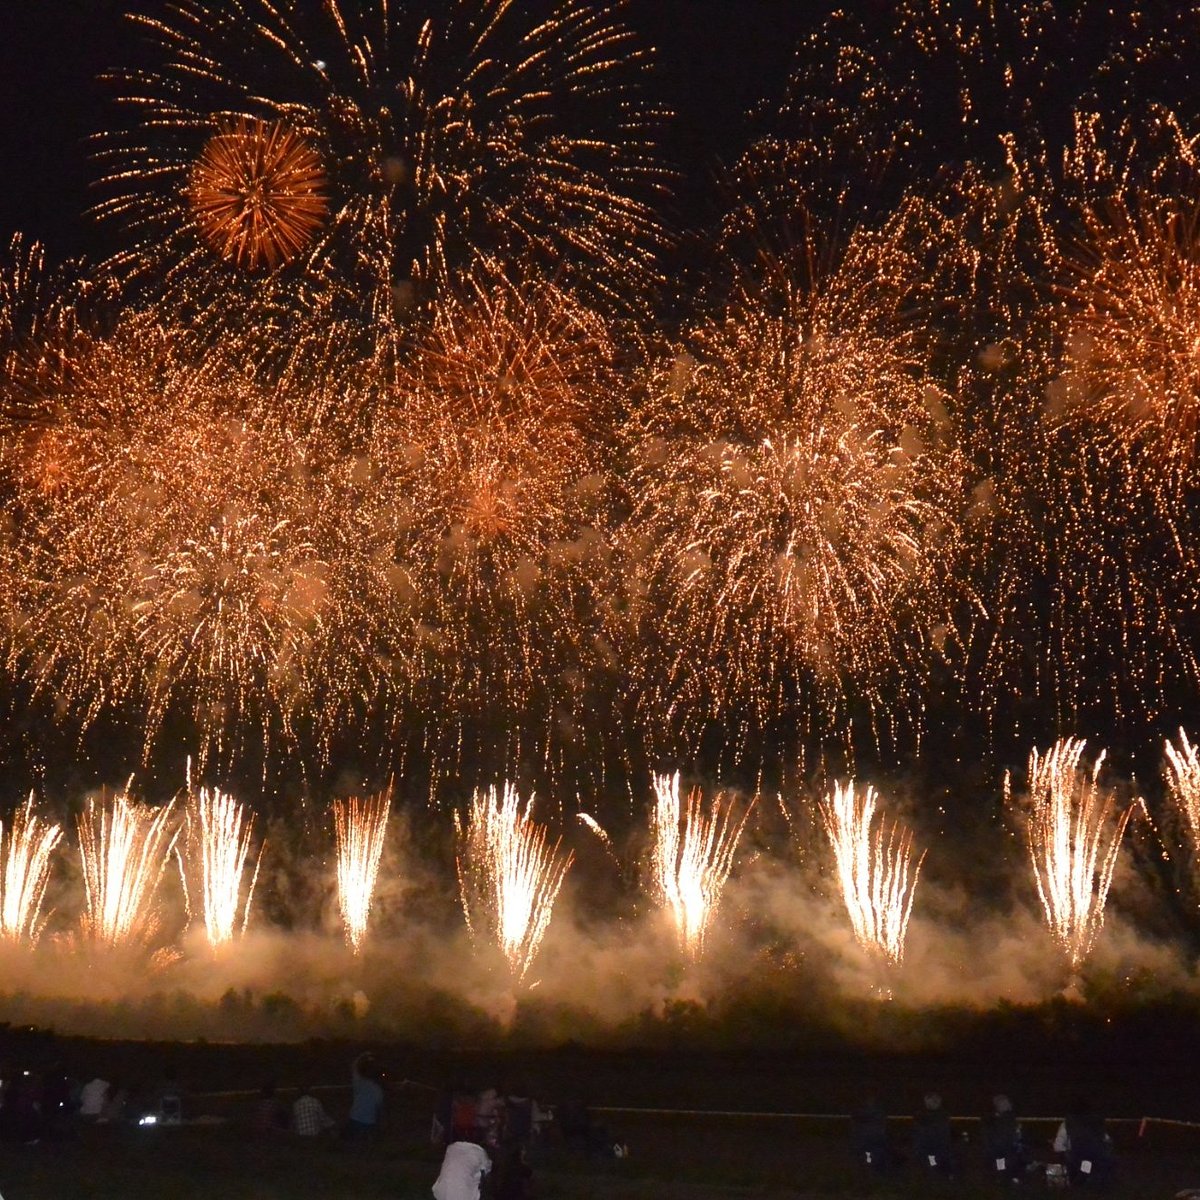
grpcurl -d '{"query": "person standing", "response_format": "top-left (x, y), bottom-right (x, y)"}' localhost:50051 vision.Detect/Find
top-left (346, 1052), bottom-right (384, 1141)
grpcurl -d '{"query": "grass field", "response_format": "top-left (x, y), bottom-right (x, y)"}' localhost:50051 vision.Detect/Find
top-left (3, 1005), bottom-right (1200, 1198)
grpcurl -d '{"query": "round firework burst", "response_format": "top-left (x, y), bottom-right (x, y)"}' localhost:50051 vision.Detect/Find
top-left (97, 0), bottom-right (667, 318)
top-left (620, 201), bottom-right (968, 746)
top-left (188, 117), bottom-right (328, 271)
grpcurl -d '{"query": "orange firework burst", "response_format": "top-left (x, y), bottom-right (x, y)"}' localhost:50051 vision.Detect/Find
top-left (1012, 738), bottom-right (1135, 972)
top-left (333, 789), bottom-right (391, 954)
top-left (1164, 729), bottom-right (1200, 862)
top-left (188, 117), bottom-right (327, 271)
top-left (1, 795), bottom-right (63, 946)
top-left (649, 772), bottom-right (751, 960)
top-left (819, 780), bottom-right (923, 966)
top-left (455, 783), bottom-right (573, 982)
top-left (621, 203), bottom-right (967, 743)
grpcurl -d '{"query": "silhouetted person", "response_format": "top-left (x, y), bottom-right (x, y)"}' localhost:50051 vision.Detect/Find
top-left (913, 1091), bottom-right (954, 1175)
top-left (982, 1094), bottom-right (1027, 1183)
top-left (850, 1094), bottom-right (897, 1171)
top-left (1054, 1098), bottom-right (1114, 1187)
top-left (253, 1082), bottom-right (288, 1133)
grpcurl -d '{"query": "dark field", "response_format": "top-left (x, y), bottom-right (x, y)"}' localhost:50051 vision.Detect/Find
top-left (3, 1008), bottom-right (1200, 1199)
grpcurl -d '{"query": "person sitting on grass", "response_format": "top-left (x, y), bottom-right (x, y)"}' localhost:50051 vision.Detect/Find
top-left (913, 1091), bottom-right (955, 1175)
top-left (253, 1081), bottom-right (289, 1133)
top-left (432, 1135), bottom-right (492, 1200)
top-left (293, 1085), bottom-right (335, 1137)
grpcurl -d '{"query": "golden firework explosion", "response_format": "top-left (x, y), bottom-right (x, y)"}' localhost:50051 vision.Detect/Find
top-left (187, 787), bottom-right (262, 948)
top-left (188, 117), bottom-right (327, 271)
top-left (819, 780), bottom-right (924, 966)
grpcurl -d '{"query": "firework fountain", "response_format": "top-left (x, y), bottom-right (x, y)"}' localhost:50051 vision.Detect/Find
top-left (188, 788), bottom-right (262, 949)
top-left (1016, 738), bottom-right (1135, 972)
top-left (819, 780), bottom-right (924, 966)
top-left (455, 783), bottom-right (573, 982)
top-left (0, 795), bottom-right (63, 946)
top-left (77, 791), bottom-right (179, 950)
top-left (333, 789), bottom-right (391, 954)
top-left (649, 772), bottom-right (751, 960)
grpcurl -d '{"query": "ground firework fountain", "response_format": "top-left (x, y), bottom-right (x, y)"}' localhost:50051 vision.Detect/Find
top-left (188, 788), bottom-right (262, 949)
top-left (333, 789), bottom-right (391, 954)
top-left (649, 772), bottom-right (751, 961)
top-left (819, 780), bottom-right (924, 967)
top-left (0, 795), bottom-right (63, 946)
top-left (455, 783), bottom-right (573, 982)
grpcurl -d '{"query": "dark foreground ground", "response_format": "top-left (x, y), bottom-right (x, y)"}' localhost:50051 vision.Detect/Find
top-left (2, 1006), bottom-right (1200, 1199)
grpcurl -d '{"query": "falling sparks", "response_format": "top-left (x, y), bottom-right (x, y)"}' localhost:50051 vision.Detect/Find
top-left (188, 117), bottom-right (328, 271)
top-left (189, 787), bottom-right (262, 948)
top-left (1016, 738), bottom-right (1134, 972)
top-left (649, 772), bottom-right (751, 960)
top-left (819, 780), bottom-right (924, 966)
top-left (77, 791), bottom-right (179, 949)
top-left (0, 795), bottom-right (63, 946)
top-left (455, 783), bottom-right (573, 982)
top-left (333, 789), bottom-right (391, 953)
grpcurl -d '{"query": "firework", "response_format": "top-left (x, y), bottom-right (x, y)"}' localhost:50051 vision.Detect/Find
top-left (1015, 738), bottom-right (1134, 971)
top-left (189, 787), bottom-right (262, 947)
top-left (188, 117), bottom-right (328, 271)
top-left (98, 0), bottom-right (666, 316)
top-left (1164, 728), bottom-right (1200, 855)
top-left (77, 790), bottom-right (179, 948)
top-left (333, 789), bottom-right (391, 953)
top-left (0, 795), bottom-right (63, 946)
top-left (819, 780), bottom-right (924, 966)
top-left (455, 783), bottom-right (573, 981)
top-left (649, 772), bottom-right (751, 960)
top-left (621, 204), bottom-right (967, 743)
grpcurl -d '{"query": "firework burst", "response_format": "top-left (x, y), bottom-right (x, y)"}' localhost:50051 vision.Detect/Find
top-left (98, 0), bottom-right (667, 316)
top-left (1015, 738), bottom-right (1134, 972)
top-left (648, 772), bottom-right (751, 960)
top-left (188, 117), bottom-right (328, 271)
top-left (455, 783), bottom-right (573, 982)
top-left (1164, 728), bottom-right (1200, 860)
top-left (77, 790), bottom-right (179, 949)
top-left (188, 787), bottom-right (262, 948)
top-left (819, 780), bottom-right (924, 966)
top-left (333, 789), bottom-right (391, 953)
top-left (621, 205), bottom-right (967, 745)
top-left (0, 795), bottom-right (63, 946)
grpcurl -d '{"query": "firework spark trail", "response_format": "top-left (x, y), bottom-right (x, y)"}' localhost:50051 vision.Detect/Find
top-left (819, 780), bottom-right (924, 966)
top-left (649, 772), bottom-right (751, 960)
top-left (455, 783), bottom-right (573, 982)
top-left (0, 795), bottom-right (63, 946)
top-left (1017, 738), bottom-right (1134, 972)
top-left (191, 787), bottom-right (262, 947)
top-left (77, 791), bottom-right (179, 949)
top-left (97, 0), bottom-right (667, 316)
top-left (1164, 728), bottom-right (1200, 856)
top-left (333, 788), bottom-right (391, 953)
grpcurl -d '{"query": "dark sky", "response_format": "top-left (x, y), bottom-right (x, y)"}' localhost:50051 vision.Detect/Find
top-left (0, 0), bottom-right (824, 261)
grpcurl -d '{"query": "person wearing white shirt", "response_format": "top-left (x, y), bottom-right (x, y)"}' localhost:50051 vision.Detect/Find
top-left (79, 1078), bottom-right (109, 1120)
top-left (433, 1139), bottom-right (492, 1200)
